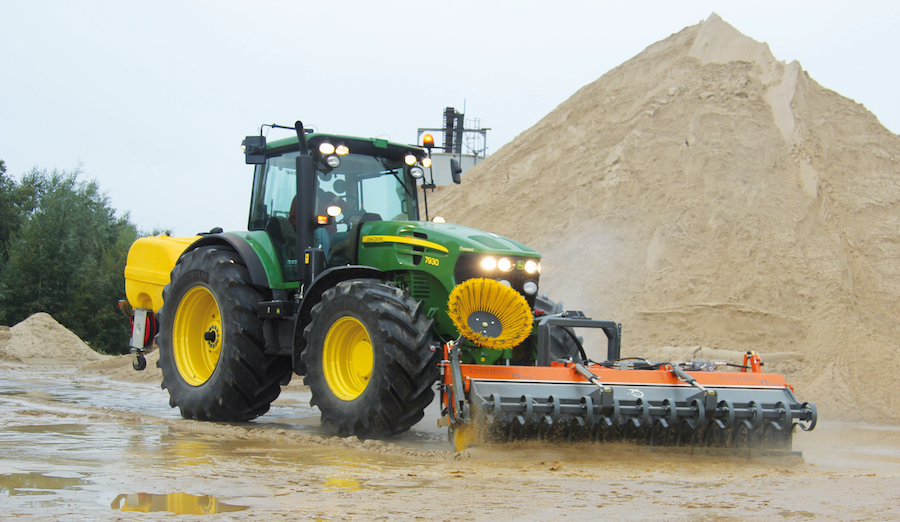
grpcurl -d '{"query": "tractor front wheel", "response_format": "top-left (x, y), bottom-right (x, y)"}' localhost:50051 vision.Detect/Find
top-left (157, 246), bottom-right (290, 421)
top-left (302, 280), bottom-right (438, 437)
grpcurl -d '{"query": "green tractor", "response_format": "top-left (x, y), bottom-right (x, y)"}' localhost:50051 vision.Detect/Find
top-left (123, 121), bottom-right (553, 437)
top-left (123, 120), bottom-right (817, 448)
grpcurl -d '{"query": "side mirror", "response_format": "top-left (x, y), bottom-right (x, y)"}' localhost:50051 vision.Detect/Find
top-left (450, 158), bottom-right (462, 185)
top-left (242, 136), bottom-right (266, 164)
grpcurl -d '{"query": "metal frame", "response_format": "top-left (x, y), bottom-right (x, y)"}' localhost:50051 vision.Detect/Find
top-left (536, 315), bottom-right (621, 365)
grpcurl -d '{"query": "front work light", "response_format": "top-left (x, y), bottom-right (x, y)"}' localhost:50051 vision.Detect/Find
top-left (422, 157), bottom-right (432, 168)
top-left (319, 142), bottom-right (335, 155)
top-left (335, 144), bottom-right (349, 155)
top-left (326, 205), bottom-right (342, 217)
top-left (524, 260), bottom-right (539, 274)
top-left (497, 258), bottom-right (513, 272)
top-left (480, 257), bottom-right (497, 270)
top-left (404, 154), bottom-right (418, 166)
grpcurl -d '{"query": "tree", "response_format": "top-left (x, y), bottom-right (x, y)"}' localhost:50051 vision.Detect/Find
top-left (0, 160), bottom-right (38, 265)
top-left (0, 166), bottom-right (139, 354)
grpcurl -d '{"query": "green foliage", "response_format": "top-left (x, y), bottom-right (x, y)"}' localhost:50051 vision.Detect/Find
top-left (0, 160), bottom-right (38, 264)
top-left (0, 163), bottom-right (140, 354)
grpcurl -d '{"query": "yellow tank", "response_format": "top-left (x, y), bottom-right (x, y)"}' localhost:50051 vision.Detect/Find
top-left (124, 236), bottom-right (200, 311)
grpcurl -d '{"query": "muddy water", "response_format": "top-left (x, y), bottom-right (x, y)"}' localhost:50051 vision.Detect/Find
top-left (2, 365), bottom-right (899, 521)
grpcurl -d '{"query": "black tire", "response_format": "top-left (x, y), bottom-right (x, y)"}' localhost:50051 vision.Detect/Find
top-left (157, 246), bottom-right (290, 421)
top-left (302, 280), bottom-right (438, 438)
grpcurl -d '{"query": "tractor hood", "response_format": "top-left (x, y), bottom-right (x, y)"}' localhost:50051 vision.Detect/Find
top-left (354, 219), bottom-right (543, 332)
top-left (358, 220), bottom-right (540, 261)
top-left (355, 219), bottom-right (542, 306)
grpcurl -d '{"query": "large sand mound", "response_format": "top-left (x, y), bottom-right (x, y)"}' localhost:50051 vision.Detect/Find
top-left (428, 13), bottom-right (900, 423)
top-left (0, 312), bottom-right (106, 364)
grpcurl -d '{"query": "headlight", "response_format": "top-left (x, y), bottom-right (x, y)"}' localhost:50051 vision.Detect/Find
top-left (325, 155), bottom-right (341, 168)
top-left (319, 142), bottom-right (335, 155)
top-left (524, 260), bottom-right (539, 274)
top-left (410, 166), bottom-right (424, 179)
top-left (497, 258), bottom-right (513, 272)
top-left (523, 281), bottom-right (538, 295)
top-left (498, 280), bottom-right (511, 287)
top-left (480, 257), bottom-right (496, 270)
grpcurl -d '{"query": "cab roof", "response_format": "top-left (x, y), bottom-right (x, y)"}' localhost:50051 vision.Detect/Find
top-left (266, 133), bottom-right (424, 153)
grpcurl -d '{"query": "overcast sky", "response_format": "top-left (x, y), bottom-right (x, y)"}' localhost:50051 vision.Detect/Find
top-left (2, 1), bottom-right (898, 236)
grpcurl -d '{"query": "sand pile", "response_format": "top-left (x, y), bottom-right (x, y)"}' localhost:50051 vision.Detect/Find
top-left (0, 312), bottom-right (106, 364)
top-left (428, 14), bottom-right (900, 423)
top-left (0, 312), bottom-right (166, 382)
top-left (0, 326), bottom-right (11, 355)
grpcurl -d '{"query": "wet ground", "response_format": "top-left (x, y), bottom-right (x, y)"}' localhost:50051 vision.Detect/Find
top-left (1, 364), bottom-right (899, 521)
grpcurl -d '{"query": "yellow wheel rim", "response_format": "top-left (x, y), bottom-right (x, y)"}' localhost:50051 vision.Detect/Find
top-left (323, 316), bottom-right (373, 401)
top-left (172, 286), bottom-right (223, 386)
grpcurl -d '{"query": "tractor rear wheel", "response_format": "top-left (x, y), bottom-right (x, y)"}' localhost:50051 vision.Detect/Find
top-left (157, 246), bottom-right (290, 421)
top-left (302, 280), bottom-right (438, 437)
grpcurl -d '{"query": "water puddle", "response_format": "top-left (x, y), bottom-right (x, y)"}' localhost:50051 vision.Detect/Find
top-left (0, 366), bottom-right (453, 452)
top-left (110, 492), bottom-right (248, 514)
top-left (0, 367), bottom-right (177, 419)
top-left (794, 421), bottom-right (900, 471)
top-left (1, 471), bottom-right (90, 495)
top-left (0, 472), bottom-right (92, 510)
top-left (2, 365), bottom-right (900, 520)
top-left (323, 478), bottom-right (362, 491)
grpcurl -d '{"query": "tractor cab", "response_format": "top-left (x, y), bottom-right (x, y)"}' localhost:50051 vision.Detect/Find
top-left (244, 126), bottom-right (428, 282)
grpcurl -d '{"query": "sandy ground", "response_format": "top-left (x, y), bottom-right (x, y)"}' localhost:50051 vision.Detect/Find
top-left (4, 13), bottom-right (900, 520)
top-left (1, 359), bottom-right (899, 521)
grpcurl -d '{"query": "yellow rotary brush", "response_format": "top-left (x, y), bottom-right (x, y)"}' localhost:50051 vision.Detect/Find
top-left (447, 278), bottom-right (534, 349)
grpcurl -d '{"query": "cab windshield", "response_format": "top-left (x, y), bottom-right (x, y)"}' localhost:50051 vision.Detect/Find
top-left (248, 150), bottom-right (419, 280)
top-left (317, 153), bottom-right (417, 230)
